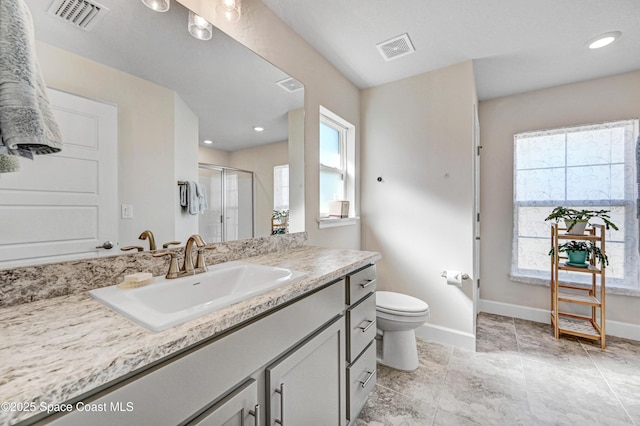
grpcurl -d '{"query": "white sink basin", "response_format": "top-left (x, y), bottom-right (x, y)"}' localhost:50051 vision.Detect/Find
top-left (89, 261), bottom-right (308, 332)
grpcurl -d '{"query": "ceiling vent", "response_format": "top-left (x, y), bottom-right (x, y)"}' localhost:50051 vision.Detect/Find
top-left (276, 77), bottom-right (304, 93)
top-left (376, 33), bottom-right (415, 62)
top-left (47, 0), bottom-right (109, 31)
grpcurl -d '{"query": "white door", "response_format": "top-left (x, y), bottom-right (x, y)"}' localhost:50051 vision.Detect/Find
top-left (0, 88), bottom-right (118, 268)
top-left (473, 104), bottom-right (481, 329)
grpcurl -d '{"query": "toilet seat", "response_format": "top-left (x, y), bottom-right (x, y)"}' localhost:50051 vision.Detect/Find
top-left (376, 291), bottom-right (429, 317)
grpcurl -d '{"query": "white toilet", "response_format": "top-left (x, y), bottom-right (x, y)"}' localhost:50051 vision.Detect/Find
top-left (376, 291), bottom-right (430, 371)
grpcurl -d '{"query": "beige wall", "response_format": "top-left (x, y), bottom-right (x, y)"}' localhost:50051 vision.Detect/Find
top-left (199, 142), bottom-right (289, 238)
top-left (288, 108), bottom-right (305, 234)
top-left (229, 141), bottom-right (289, 237)
top-left (180, 0), bottom-right (362, 250)
top-left (199, 146), bottom-right (231, 166)
top-left (36, 41), bottom-right (194, 249)
top-left (174, 93), bottom-right (200, 240)
top-left (479, 70), bottom-right (640, 326)
top-left (361, 61), bottom-right (478, 336)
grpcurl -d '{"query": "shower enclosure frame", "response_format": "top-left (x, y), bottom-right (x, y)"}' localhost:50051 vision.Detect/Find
top-left (198, 163), bottom-right (256, 243)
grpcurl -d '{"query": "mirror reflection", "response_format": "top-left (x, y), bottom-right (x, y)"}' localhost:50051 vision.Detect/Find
top-left (0, 0), bottom-right (304, 269)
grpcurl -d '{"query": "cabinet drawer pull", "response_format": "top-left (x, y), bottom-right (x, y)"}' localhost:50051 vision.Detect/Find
top-left (275, 383), bottom-right (285, 425)
top-left (358, 319), bottom-right (375, 333)
top-left (359, 279), bottom-right (375, 289)
top-left (360, 370), bottom-right (376, 388)
top-left (249, 403), bottom-right (260, 426)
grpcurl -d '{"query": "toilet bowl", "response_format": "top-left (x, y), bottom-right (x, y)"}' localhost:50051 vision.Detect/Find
top-left (376, 291), bottom-right (430, 371)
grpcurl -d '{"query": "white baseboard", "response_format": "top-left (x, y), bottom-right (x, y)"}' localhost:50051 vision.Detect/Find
top-left (415, 323), bottom-right (476, 351)
top-left (479, 299), bottom-right (640, 342)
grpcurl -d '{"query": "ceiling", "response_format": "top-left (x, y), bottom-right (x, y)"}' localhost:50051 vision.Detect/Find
top-left (261, 0), bottom-right (640, 100)
top-left (25, 0), bottom-right (303, 151)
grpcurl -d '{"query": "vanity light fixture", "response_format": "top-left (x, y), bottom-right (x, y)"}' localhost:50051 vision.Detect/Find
top-left (253, 126), bottom-right (264, 132)
top-left (587, 31), bottom-right (621, 49)
top-left (188, 11), bottom-right (213, 40)
top-left (203, 139), bottom-right (213, 144)
top-left (141, 0), bottom-right (170, 12)
top-left (216, 0), bottom-right (241, 23)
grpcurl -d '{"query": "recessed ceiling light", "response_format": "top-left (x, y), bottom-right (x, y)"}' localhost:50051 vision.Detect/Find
top-left (253, 126), bottom-right (264, 132)
top-left (203, 139), bottom-right (213, 144)
top-left (587, 31), bottom-right (621, 49)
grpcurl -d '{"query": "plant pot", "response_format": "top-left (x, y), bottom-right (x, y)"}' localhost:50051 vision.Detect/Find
top-left (567, 250), bottom-right (588, 265)
top-left (564, 219), bottom-right (588, 235)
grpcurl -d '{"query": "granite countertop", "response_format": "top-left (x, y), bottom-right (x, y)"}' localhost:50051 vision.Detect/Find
top-left (0, 246), bottom-right (381, 425)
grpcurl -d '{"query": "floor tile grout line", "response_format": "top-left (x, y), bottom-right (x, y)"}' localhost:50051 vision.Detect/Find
top-left (512, 316), bottom-right (535, 423)
top-left (431, 343), bottom-right (456, 421)
top-left (581, 344), bottom-right (637, 426)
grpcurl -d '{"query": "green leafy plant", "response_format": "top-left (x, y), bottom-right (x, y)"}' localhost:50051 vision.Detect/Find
top-left (271, 210), bottom-right (289, 235)
top-left (544, 207), bottom-right (618, 232)
top-left (549, 240), bottom-right (609, 267)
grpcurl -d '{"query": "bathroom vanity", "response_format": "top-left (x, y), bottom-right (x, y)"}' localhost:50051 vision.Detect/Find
top-left (0, 245), bottom-right (380, 426)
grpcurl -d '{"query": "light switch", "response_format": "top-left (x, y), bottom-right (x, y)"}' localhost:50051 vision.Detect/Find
top-left (121, 204), bottom-right (133, 219)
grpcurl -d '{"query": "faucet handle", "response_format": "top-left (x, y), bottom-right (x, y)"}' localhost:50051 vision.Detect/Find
top-left (195, 246), bottom-right (217, 272)
top-left (162, 241), bottom-right (182, 249)
top-left (121, 246), bottom-right (144, 252)
top-left (153, 251), bottom-right (180, 279)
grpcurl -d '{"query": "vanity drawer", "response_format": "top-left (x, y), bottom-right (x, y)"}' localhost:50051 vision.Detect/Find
top-left (347, 341), bottom-right (376, 421)
top-left (346, 292), bottom-right (376, 363)
top-left (346, 264), bottom-right (376, 305)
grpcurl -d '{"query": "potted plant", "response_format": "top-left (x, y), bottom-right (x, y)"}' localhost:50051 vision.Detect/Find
top-left (544, 207), bottom-right (618, 235)
top-left (271, 210), bottom-right (289, 235)
top-left (549, 240), bottom-right (609, 268)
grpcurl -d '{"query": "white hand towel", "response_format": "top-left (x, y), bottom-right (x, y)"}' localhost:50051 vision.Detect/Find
top-left (187, 181), bottom-right (198, 215)
top-left (196, 183), bottom-right (208, 214)
top-left (0, 0), bottom-right (63, 155)
top-left (179, 183), bottom-right (188, 207)
top-left (0, 153), bottom-right (20, 173)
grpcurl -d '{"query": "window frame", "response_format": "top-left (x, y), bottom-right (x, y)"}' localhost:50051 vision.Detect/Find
top-left (273, 164), bottom-right (289, 212)
top-left (511, 119), bottom-right (639, 291)
top-left (319, 115), bottom-right (347, 207)
top-left (318, 107), bottom-right (355, 220)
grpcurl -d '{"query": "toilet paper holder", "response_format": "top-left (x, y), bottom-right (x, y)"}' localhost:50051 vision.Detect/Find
top-left (441, 271), bottom-right (470, 280)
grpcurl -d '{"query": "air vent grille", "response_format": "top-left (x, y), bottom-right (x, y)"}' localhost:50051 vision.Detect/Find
top-left (276, 77), bottom-right (304, 93)
top-left (47, 0), bottom-right (109, 31)
top-left (376, 33), bottom-right (415, 62)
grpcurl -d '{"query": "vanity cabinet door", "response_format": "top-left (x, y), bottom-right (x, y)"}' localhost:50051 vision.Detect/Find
top-left (266, 316), bottom-right (346, 426)
top-left (185, 379), bottom-right (259, 426)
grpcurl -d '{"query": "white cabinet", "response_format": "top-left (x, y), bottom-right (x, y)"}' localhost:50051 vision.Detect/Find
top-left (266, 317), bottom-right (346, 425)
top-left (36, 264), bottom-right (379, 426)
top-left (347, 342), bottom-right (376, 421)
top-left (344, 265), bottom-right (377, 423)
top-left (186, 379), bottom-right (259, 426)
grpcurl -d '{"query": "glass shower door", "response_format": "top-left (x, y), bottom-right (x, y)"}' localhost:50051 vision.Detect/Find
top-left (198, 168), bottom-right (224, 243)
top-left (224, 169), bottom-right (254, 241)
top-left (198, 164), bottom-right (254, 242)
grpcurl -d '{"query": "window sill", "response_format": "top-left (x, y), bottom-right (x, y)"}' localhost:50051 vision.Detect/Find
top-left (509, 274), bottom-right (640, 298)
top-left (317, 217), bottom-right (359, 229)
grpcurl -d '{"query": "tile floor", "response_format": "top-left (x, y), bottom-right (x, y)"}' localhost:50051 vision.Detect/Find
top-left (355, 313), bottom-right (640, 425)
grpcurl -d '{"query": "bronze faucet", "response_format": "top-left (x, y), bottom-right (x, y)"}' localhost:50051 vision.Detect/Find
top-left (153, 234), bottom-right (209, 279)
top-left (183, 234), bottom-right (206, 274)
top-left (139, 230), bottom-right (156, 251)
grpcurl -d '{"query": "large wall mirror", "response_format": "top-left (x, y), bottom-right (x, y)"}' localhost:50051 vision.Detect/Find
top-left (0, 0), bottom-right (304, 268)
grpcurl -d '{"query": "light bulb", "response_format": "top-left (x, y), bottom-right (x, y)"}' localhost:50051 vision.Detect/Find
top-left (141, 0), bottom-right (170, 12)
top-left (188, 11), bottom-right (213, 41)
top-left (216, 0), bottom-right (241, 23)
top-left (587, 31), bottom-right (621, 49)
